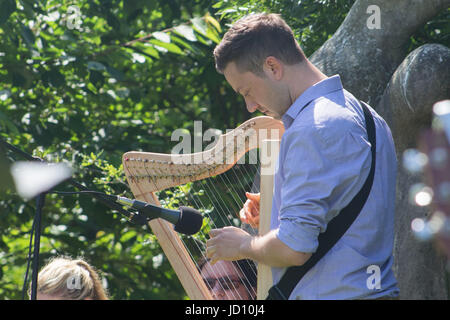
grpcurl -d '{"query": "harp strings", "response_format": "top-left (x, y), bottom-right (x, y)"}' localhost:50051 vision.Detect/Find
top-left (161, 160), bottom-right (260, 299)
top-left (190, 163), bottom-right (258, 299)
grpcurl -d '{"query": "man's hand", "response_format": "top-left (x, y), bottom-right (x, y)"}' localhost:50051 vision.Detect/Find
top-left (239, 192), bottom-right (260, 228)
top-left (206, 227), bottom-right (312, 268)
top-left (206, 226), bottom-right (252, 265)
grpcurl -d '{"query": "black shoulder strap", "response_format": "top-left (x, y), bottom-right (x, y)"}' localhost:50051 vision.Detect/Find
top-left (266, 101), bottom-right (377, 300)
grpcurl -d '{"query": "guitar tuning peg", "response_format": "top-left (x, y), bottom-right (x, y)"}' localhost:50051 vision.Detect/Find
top-left (403, 149), bottom-right (428, 174)
top-left (437, 181), bottom-right (450, 203)
top-left (411, 211), bottom-right (449, 242)
top-left (411, 217), bottom-right (433, 241)
top-left (433, 100), bottom-right (450, 142)
top-left (429, 147), bottom-right (448, 170)
top-left (409, 183), bottom-right (434, 207)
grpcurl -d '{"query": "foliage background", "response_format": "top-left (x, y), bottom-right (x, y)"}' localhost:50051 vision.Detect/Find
top-left (0, 0), bottom-right (448, 299)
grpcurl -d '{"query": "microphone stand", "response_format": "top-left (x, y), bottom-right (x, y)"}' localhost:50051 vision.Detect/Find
top-left (30, 192), bottom-right (45, 300)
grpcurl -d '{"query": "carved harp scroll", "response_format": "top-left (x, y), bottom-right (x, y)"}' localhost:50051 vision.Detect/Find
top-left (122, 116), bottom-right (284, 299)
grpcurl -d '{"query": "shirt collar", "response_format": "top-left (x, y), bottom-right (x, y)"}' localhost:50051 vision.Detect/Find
top-left (282, 75), bottom-right (343, 128)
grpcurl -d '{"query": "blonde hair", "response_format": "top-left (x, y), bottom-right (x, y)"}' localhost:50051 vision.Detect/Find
top-left (30, 256), bottom-right (109, 300)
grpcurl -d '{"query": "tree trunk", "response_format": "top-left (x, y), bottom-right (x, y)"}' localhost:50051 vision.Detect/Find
top-left (310, 0), bottom-right (449, 105)
top-left (310, 0), bottom-right (450, 299)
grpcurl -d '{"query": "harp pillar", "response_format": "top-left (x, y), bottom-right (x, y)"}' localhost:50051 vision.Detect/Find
top-left (257, 139), bottom-right (280, 300)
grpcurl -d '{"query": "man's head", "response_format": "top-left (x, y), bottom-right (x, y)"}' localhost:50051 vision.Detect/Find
top-left (213, 13), bottom-right (308, 119)
top-left (213, 13), bottom-right (305, 76)
top-left (199, 258), bottom-right (257, 300)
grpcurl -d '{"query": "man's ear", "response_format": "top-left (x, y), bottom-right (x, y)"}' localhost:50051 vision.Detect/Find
top-left (263, 56), bottom-right (283, 80)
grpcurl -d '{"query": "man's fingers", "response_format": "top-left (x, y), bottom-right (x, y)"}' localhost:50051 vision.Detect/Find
top-left (246, 192), bottom-right (260, 202)
top-left (247, 214), bottom-right (259, 228)
top-left (247, 201), bottom-right (259, 215)
top-left (209, 228), bottom-right (221, 238)
top-left (239, 208), bottom-right (248, 222)
top-left (206, 244), bottom-right (214, 258)
top-left (206, 249), bottom-right (219, 265)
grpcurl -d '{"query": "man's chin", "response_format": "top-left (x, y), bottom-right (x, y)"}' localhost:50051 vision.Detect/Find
top-left (265, 112), bottom-right (280, 120)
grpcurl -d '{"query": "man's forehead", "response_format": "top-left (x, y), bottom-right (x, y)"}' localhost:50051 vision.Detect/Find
top-left (223, 63), bottom-right (251, 94)
top-left (202, 261), bottom-right (240, 277)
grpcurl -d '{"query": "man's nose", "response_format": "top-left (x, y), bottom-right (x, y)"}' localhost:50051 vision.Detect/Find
top-left (245, 98), bottom-right (259, 113)
top-left (211, 283), bottom-right (226, 299)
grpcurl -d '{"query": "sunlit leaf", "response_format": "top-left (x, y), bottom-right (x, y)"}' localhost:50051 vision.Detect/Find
top-left (173, 25), bottom-right (197, 42)
top-left (152, 31), bottom-right (171, 43)
top-left (149, 39), bottom-right (184, 55)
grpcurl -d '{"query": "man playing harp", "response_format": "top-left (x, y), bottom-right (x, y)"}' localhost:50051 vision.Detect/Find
top-left (206, 13), bottom-right (399, 300)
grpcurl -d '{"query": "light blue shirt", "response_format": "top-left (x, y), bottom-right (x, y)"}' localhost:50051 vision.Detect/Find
top-left (270, 75), bottom-right (399, 299)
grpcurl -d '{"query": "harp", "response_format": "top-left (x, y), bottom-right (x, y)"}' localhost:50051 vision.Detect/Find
top-left (122, 116), bottom-right (284, 299)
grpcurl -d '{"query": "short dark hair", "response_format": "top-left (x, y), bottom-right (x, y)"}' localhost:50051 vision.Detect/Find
top-left (213, 13), bottom-right (306, 75)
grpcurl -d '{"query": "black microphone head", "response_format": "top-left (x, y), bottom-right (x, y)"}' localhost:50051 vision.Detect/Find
top-left (174, 207), bottom-right (203, 235)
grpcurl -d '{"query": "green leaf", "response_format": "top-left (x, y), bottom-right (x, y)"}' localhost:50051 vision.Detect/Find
top-left (54, 107), bottom-right (69, 113)
top-left (42, 68), bottom-right (65, 88)
top-left (205, 14), bottom-right (222, 33)
top-left (212, 1), bottom-right (224, 9)
top-left (87, 61), bottom-right (106, 71)
top-left (0, 0), bottom-right (16, 25)
top-left (191, 17), bottom-right (207, 36)
top-left (20, 24), bottom-right (35, 47)
top-left (149, 39), bottom-right (184, 55)
top-left (173, 25), bottom-right (197, 42)
top-left (170, 35), bottom-right (197, 53)
top-left (11, 72), bottom-right (26, 88)
top-left (133, 43), bottom-right (160, 59)
top-left (0, 110), bottom-right (19, 135)
top-left (89, 70), bottom-right (105, 88)
top-left (205, 27), bottom-right (221, 44)
top-left (106, 66), bottom-right (126, 81)
top-left (51, 73), bottom-right (65, 88)
top-left (152, 31), bottom-right (171, 43)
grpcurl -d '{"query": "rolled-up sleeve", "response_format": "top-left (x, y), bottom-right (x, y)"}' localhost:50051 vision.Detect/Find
top-left (276, 122), bottom-right (371, 254)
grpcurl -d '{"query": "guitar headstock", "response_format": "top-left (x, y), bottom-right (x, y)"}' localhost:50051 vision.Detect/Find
top-left (404, 100), bottom-right (450, 259)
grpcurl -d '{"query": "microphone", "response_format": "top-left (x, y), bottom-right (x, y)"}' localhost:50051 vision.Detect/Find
top-left (115, 196), bottom-right (203, 235)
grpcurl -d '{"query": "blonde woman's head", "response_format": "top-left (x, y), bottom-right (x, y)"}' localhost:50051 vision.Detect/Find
top-left (31, 256), bottom-right (108, 300)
